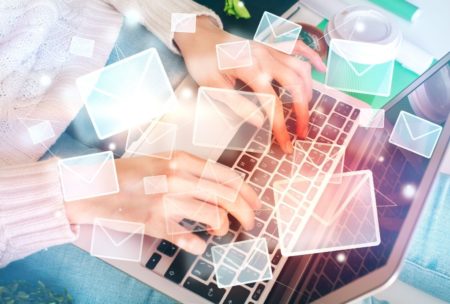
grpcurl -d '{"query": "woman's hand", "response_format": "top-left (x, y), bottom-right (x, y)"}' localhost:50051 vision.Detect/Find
top-left (65, 152), bottom-right (260, 255)
top-left (174, 16), bottom-right (326, 153)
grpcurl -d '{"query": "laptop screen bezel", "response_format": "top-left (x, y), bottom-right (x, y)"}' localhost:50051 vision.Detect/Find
top-left (312, 52), bottom-right (450, 303)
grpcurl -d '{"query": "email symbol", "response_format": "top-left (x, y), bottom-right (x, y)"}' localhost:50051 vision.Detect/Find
top-left (58, 151), bottom-right (119, 202)
top-left (90, 217), bottom-right (144, 262)
top-left (125, 121), bottom-right (177, 160)
top-left (325, 39), bottom-right (397, 96)
top-left (143, 175), bottom-right (168, 195)
top-left (76, 48), bottom-right (178, 139)
top-left (216, 40), bottom-right (253, 70)
top-left (253, 11), bottom-right (302, 54)
top-left (171, 13), bottom-right (196, 33)
top-left (389, 111), bottom-right (442, 158)
top-left (211, 238), bottom-right (272, 288)
top-left (26, 120), bottom-right (55, 145)
top-left (275, 170), bottom-right (380, 256)
top-left (163, 191), bottom-right (220, 235)
top-left (69, 36), bottom-right (95, 58)
top-left (358, 108), bottom-right (385, 129)
top-left (193, 87), bottom-right (276, 153)
top-left (196, 159), bottom-right (245, 202)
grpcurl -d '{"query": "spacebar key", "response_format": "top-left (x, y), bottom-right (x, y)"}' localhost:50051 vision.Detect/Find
top-left (164, 250), bottom-right (196, 284)
top-left (184, 277), bottom-right (226, 304)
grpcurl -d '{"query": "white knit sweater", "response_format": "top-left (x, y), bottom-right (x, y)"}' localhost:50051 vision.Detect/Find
top-left (0, 0), bottom-right (221, 267)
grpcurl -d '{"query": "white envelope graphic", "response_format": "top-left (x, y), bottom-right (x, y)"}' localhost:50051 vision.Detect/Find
top-left (90, 218), bottom-right (144, 262)
top-left (275, 170), bottom-right (380, 256)
top-left (143, 175), bottom-right (168, 195)
top-left (358, 108), bottom-right (385, 128)
top-left (58, 151), bottom-right (119, 202)
top-left (325, 39), bottom-right (397, 96)
top-left (196, 159), bottom-right (245, 202)
top-left (26, 120), bottom-right (55, 145)
top-left (193, 87), bottom-right (276, 152)
top-left (389, 111), bottom-right (442, 158)
top-left (253, 11), bottom-right (302, 54)
top-left (163, 191), bottom-right (220, 235)
top-left (211, 238), bottom-right (272, 288)
top-left (216, 40), bottom-right (253, 70)
top-left (69, 36), bottom-right (95, 58)
top-left (76, 48), bottom-right (177, 140)
top-left (171, 13), bottom-right (196, 33)
top-left (126, 121), bottom-right (177, 160)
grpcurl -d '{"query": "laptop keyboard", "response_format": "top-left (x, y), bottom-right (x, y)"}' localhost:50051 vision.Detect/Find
top-left (144, 87), bottom-right (362, 304)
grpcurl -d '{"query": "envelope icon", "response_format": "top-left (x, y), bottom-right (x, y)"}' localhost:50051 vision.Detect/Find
top-left (193, 87), bottom-right (276, 152)
top-left (125, 121), bottom-right (177, 160)
top-left (171, 13), bottom-right (196, 33)
top-left (76, 48), bottom-right (177, 139)
top-left (90, 218), bottom-right (144, 262)
top-left (358, 108), bottom-right (385, 129)
top-left (325, 39), bottom-right (397, 96)
top-left (58, 151), bottom-right (119, 202)
top-left (389, 111), bottom-right (442, 158)
top-left (143, 175), bottom-right (168, 195)
top-left (253, 11), bottom-right (302, 54)
top-left (212, 238), bottom-right (272, 288)
top-left (216, 40), bottom-right (253, 70)
top-left (275, 170), bottom-right (380, 256)
top-left (69, 36), bottom-right (95, 58)
top-left (196, 159), bottom-right (245, 202)
top-left (26, 120), bottom-right (55, 145)
top-left (163, 191), bottom-right (220, 235)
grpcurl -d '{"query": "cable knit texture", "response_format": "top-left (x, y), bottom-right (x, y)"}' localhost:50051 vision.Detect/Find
top-left (0, 0), bottom-right (220, 267)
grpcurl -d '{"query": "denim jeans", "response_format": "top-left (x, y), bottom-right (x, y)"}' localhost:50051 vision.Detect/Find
top-left (1, 20), bottom-right (449, 304)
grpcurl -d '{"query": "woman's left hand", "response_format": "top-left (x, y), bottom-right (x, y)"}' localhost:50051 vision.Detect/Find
top-left (174, 16), bottom-right (326, 154)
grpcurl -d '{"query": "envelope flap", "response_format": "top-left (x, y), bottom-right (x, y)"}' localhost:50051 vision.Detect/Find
top-left (143, 122), bottom-right (176, 145)
top-left (218, 41), bottom-right (249, 60)
top-left (174, 13), bottom-right (194, 25)
top-left (265, 12), bottom-right (301, 38)
top-left (96, 218), bottom-right (144, 247)
top-left (59, 152), bottom-right (113, 184)
top-left (200, 89), bottom-right (242, 129)
top-left (401, 111), bottom-right (442, 140)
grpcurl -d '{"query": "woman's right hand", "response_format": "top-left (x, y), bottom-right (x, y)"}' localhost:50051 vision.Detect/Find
top-left (65, 151), bottom-right (260, 255)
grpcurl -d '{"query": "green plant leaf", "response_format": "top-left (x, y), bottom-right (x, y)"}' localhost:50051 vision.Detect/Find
top-left (224, 0), bottom-right (251, 19)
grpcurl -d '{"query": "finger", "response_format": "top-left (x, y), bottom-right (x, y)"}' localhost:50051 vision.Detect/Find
top-left (160, 224), bottom-right (207, 255)
top-left (170, 153), bottom-right (261, 209)
top-left (239, 72), bottom-right (293, 154)
top-left (205, 77), bottom-right (265, 128)
top-left (292, 40), bottom-right (327, 72)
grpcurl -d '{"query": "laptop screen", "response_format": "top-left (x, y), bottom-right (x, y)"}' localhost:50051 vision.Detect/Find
top-left (303, 60), bottom-right (450, 302)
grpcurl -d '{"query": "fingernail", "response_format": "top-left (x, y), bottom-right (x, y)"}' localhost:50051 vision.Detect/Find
top-left (284, 141), bottom-right (293, 154)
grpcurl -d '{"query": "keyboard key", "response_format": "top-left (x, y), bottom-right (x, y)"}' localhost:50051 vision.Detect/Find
top-left (286, 119), bottom-right (296, 134)
top-left (268, 144), bottom-right (284, 159)
top-left (164, 250), bottom-right (197, 284)
top-left (145, 252), bottom-right (161, 270)
top-left (237, 268), bottom-right (260, 284)
top-left (234, 168), bottom-right (249, 181)
top-left (309, 89), bottom-right (321, 110)
top-left (250, 170), bottom-right (271, 187)
top-left (337, 133), bottom-right (347, 145)
top-left (316, 136), bottom-right (332, 144)
top-left (350, 108), bottom-right (360, 120)
top-left (203, 244), bottom-right (215, 262)
top-left (228, 214), bottom-right (240, 231)
top-left (310, 111), bottom-right (327, 127)
top-left (259, 156), bottom-right (278, 173)
top-left (157, 240), bottom-right (178, 257)
top-left (278, 161), bottom-right (293, 177)
top-left (266, 218), bottom-right (278, 237)
top-left (272, 249), bottom-right (282, 265)
top-left (184, 277), bottom-right (225, 304)
top-left (252, 283), bottom-right (266, 301)
top-left (335, 102), bottom-right (353, 117)
top-left (321, 125), bottom-right (339, 141)
top-left (255, 205), bottom-right (272, 221)
top-left (263, 235), bottom-right (278, 254)
top-left (270, 174), bottom-right (285, 187)
top-left (261, 188), bottom-right (275, 206)
top-left (248, 219), bottom-right (264, 237)
top-left (237, 154), bottom-right (258, 172)
top-left (192, 260), bottom-right (214, 281)
top-left (194, 229), bottom-right (210, 242)
top-left (307, 125), bottom-right (320, 140)
top-left (343, 121), bottom-right (354, 133)
top-left (213, 231), bottom-right (235, 245)
top-left (225, 285), bottom-right (251, 304)
top-left (328, 113), bottom-right (346, 128)
top-left (249, 183), bottom-right (262, 196)
top-left (236, 232), bottom-right (252, 244)
top-left (254, 129), bottom-right (269, 145)
top-left (316, 95), bottom-right (336, 115)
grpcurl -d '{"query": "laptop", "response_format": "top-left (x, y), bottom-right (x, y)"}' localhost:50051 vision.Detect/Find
top-left (74, 41), bottom-right (450, 304)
